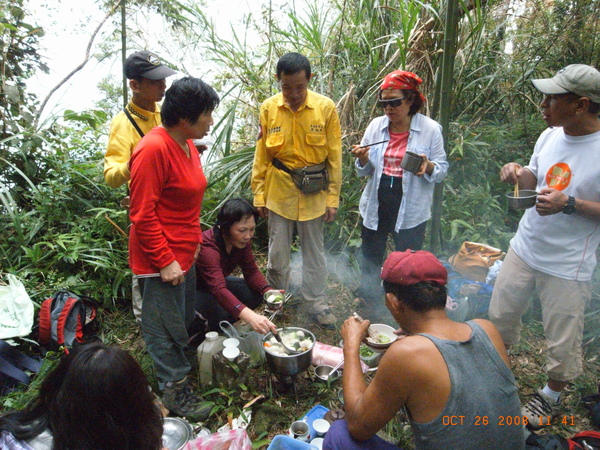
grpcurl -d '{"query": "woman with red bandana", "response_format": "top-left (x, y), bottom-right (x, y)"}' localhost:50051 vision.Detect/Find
top-left (350, 70), bottom-right (448, 319)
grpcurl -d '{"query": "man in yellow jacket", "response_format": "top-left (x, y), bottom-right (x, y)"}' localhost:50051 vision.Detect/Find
top-left (251, 52), bottom-right (342, 328)
top-left (103, 50), bottom-right (176, 322)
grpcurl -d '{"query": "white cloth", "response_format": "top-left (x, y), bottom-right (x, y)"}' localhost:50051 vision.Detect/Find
top-left (510, 127), bottom-right (600, 281)
top-left (356, 114), bottom-right (448, 231)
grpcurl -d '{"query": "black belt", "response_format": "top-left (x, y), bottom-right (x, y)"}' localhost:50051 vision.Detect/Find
top-left (272, 158), bottom-right (291, 173)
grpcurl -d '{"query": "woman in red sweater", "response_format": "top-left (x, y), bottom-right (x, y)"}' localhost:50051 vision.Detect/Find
top-left (129, 76), bottom-right (218, 420)
top-left (196, 198), bottom-right (279, 334)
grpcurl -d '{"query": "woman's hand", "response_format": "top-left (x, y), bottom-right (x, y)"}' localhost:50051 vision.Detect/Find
top-left (238, 308), bottom-right (277, 335)
top-left (415, 154), bottom-right (434, 177)
top-left (350, 145), bottom-right (370, 167)
top-left (160, 260), bottom-right (185, 285)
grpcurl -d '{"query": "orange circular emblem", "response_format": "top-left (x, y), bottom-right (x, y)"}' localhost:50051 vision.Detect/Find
top-left (545, 163), bottom-right (571, 190)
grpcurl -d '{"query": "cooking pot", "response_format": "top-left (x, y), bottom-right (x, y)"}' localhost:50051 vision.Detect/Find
top-left (506, 189), bottom-right (537, 210)
top-left (263, 327), bottom-right (315, 378)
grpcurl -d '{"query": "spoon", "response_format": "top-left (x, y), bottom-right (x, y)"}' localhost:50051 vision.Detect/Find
top-left (272, 330), bottom-right (302, 355)
top-left (324, 357), bottom-right (344, 380)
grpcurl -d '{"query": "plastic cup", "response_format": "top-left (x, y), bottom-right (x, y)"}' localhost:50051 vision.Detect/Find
top-left (222, 346), bottom-right (240, 362)
top-left (223, 338), bottom-right (240, 348)
top-left (312, 418), bottom-right (330, 437)
top-left (311, 437), bottom-right (324, 449)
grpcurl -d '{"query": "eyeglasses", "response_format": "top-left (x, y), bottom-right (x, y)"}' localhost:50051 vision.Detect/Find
top-left (378, 97), bottom-right (405, 108)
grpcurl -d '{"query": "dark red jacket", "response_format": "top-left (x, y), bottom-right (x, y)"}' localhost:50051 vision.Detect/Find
top-left (195, 228), bottom-right (270, 317)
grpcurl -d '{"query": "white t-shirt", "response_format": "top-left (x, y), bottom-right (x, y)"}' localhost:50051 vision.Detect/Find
top-left (510, 127), bottom-right (600, 281)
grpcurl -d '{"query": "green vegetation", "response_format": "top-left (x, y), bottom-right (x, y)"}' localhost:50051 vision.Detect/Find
top-left (1, 0), bottom-right (599, 446)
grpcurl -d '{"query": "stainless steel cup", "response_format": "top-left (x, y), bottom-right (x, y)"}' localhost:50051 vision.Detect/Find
top-left (400, 151), bottom-right (424, 174)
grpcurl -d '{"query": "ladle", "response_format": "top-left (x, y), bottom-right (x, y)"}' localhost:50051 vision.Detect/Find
top-left (272, 330), bottom-right (302, 355)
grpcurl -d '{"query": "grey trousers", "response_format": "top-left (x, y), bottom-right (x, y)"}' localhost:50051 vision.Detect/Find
top-left (132, 274), bottom-right (143, 323)
top-left (139, 269), bottom-right (196, 388)
top-left (266, 210), bottom-right (329, 314)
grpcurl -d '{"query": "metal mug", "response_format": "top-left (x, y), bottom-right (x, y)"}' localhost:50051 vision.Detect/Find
top-left (400, 151), bottom-right (424, 174)
top-left (289, 420), bottom-right (310, 442)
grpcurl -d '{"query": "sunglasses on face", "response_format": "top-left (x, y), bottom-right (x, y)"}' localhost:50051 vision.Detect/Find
top-left (378, 97), bottom-right (405, 108)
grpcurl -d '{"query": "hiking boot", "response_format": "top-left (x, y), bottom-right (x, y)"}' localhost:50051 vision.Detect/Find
top-left (162, 377), bottom-right (212, 421)
top-left (522, 389), bottom-right (561, 430)
top-left (311, 309), bottom-right (337, 329)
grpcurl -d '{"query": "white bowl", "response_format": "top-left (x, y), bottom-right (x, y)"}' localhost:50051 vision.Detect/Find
top-left (364, 323), bottom-right (397, 350)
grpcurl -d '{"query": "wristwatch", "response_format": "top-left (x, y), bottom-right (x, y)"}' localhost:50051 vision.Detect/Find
top-left (563, 196), bottom-right (576, 215)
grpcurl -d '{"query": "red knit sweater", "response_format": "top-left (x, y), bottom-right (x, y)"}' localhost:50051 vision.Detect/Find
top-left (129, 127), bottom-right (207, 275)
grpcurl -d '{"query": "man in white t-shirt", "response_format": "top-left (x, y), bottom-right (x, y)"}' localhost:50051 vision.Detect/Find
top-left (489, 64), bottom-right (600, 429)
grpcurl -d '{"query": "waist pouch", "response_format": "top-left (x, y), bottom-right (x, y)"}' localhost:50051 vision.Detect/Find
top-left (272, 158), bottom-right (328, 194)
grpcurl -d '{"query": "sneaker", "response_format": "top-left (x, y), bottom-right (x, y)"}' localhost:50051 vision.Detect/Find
top-left (312, 309), bottom-right (337, 329)
top-left (522, 389), bottom-right (561, 430)
top-left (162, 377), bottom-right (212, 421)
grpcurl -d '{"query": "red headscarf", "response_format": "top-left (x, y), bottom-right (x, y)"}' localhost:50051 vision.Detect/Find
top-left (380, 70), bottom-right (426, 104)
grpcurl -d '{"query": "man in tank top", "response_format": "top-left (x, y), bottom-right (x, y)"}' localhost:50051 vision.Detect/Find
top-left (324, 250), bottom-right (526, 450)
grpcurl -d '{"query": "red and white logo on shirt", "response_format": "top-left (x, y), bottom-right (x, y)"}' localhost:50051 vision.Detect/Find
top-left (545, 163), bottom-right (571, 191)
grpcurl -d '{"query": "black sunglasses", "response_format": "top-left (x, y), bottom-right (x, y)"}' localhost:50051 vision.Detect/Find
top-left (378, 97), bottom-right (405, 108)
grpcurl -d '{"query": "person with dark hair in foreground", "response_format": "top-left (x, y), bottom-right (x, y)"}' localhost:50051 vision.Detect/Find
top-left (324, 250), bottom-right (526, 450)
top-left (129, 76), bottom-right (219, 419)
top-left (0, 343), bottom-right (164, 450)
top-left (251, 52), bottom-right (342, 329)
top-left (195, 198), bottom-right (279, 334)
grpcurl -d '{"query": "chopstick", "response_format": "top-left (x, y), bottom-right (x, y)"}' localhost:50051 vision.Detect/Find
top-left (513, 167), bottom-right (519, 197)
top-left (352, 312), bottom-right (380, 341)
top-left (357, 139), bottom-right (388, 149)
top-left (349, 140), bottom-right (389, 151)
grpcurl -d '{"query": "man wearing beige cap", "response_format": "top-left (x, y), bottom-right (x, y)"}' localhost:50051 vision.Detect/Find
top-left (104, 50), bottom-right (177, 322)
top-left (325, 250), bottom-right (525, 449)
top-left (490, 64), bottom-right (600, 428)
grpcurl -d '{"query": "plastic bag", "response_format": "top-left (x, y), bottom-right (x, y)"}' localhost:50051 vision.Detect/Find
top-left (311, 341), bottom-right (369, 373)
top-left (0, 274), bottom-right (34, 339)
top-left (219, 321), bottom-right (265, 366)
top-left (183, 428), bottom-right (252, 450)
top-left (448, 241), bottom-right (505, 283)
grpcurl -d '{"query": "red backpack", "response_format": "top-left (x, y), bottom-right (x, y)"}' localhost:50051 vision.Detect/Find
top-left (38, 290), bottom-right (99, 353)
top-left (570, 431), bottom-right (600, 449)
top-left (527, 430), bottom-right (600, 450)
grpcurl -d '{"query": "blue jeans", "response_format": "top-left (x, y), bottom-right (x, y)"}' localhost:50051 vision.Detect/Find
top-left (195, 276), bottom-right (263, 332)
top-left (139, 269), bottom-right (196, 388)
top-left (323, 420), bottom-right (401, 450)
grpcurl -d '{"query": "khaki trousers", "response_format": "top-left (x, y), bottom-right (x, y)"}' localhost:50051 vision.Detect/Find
top-left (489, 247), bottom-right (591, 381)
top-left (266, 210), bottom-right (329, 315)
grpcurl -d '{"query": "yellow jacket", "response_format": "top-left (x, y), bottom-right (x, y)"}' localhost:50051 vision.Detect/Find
top-left (103, 101), bottom-right (161, 188)
top-left (251, 90), bottom-right (342, 221)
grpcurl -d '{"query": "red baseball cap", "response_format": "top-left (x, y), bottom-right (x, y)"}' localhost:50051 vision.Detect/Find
top-left (381, 250), bottom-right (447, 286)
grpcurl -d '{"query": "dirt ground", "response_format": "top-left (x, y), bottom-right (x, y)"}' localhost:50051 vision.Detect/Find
top-left (172, 275), bottom-right (600, 449)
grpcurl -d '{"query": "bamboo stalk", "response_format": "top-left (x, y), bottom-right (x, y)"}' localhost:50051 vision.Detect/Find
top-left (513, 167), bottom-right (519, 197)
top-left (104, 214), bottom-right (127, 238)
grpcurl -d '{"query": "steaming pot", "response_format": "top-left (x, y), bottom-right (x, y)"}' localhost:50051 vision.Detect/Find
top-left (262, 327), bottom-right (315, 378)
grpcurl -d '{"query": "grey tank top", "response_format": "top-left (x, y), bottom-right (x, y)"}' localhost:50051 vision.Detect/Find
top-left (410, 321), bottom-right (526, 450)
